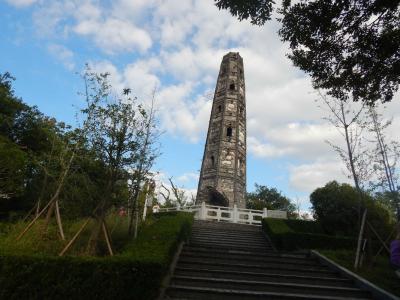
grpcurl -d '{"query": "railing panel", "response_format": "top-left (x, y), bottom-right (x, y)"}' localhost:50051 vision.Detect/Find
top-left (153, 203), bottom-right (287, 224)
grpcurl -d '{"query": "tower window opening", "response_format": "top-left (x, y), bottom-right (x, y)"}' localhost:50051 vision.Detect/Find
top-left (218, 105), bottom-right (222, 112)
top-left (227, 126), bottom-right (233, 137)
top-left (229, 82), bottom-right (235, 90)
top-left (211, 155), bottom-right (215, 167)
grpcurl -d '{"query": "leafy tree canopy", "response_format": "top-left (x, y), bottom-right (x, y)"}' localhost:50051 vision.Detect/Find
top-left (310, 181), bottom-right (392, 236)
top-left (246, 183), bottom-right (296, 216)
top-left (215, 0), bottom-right (400, 105)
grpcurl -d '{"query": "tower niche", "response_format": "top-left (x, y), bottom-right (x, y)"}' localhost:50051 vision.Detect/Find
top-left (196, 52), bottom-right (246, 208)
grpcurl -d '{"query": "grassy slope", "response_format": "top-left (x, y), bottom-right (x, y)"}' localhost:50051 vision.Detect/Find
top-left (320, 250), bottom-right (400, 297)
top-left (0, 212), bottom-right (194, 300)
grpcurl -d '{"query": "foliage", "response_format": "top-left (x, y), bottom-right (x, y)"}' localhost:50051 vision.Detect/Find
top-left (0, 72), bottom-right (106, 220)
top-left (279, 0), bottom-right (400, 104)
top-left (262, 218), bottom-right (356, 251)
top-left (0, 70), bottom-right (160, 230)
top-left (214, 0), bottom-right (274, 25)
top-left (375, 191), bottom-right (399, 222)
top-left (215, 0), bottom-right (400, 105)
top-left (0, 212), bottom-right (193, 300)
top-left (246, 183), bottom-right (296, 216)
top-left (310, 181), bottom-right (392, 237)
top-left (284, 218), bottom-right (325, 234)
top-left (320, 249), bottom-right (400, 297)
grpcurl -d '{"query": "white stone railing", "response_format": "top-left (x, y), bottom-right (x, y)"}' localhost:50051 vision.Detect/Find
top-left (155, 202), bottom-right (287, 225)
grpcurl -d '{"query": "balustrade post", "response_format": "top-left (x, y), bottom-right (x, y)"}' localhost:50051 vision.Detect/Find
top-left (263, 207), bottom-right (268, 218)
top-left (233, 204), bottom-right (238, 223)
top-left (200, 201), bottom-right (206, 220)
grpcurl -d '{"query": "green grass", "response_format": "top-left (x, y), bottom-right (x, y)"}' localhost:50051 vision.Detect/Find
top-left (0, 212), bottom-right (194, 299)
top-left (320, 250), bottom-right (400, 297)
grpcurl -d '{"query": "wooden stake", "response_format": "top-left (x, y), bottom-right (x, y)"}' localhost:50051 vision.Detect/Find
top-left (354, 209), bottom-right (367, 270)
top-left (21, 205), bottom-right (37, 223)
top-left (17, 152), bottom-right (76, 241)
top-left (16, 197), bottom-right (58, 241)
top-left (102, 221), bottom-right (114, 256)
top-left (366, 221), bottom-right (390, 254)
top-left (55, 200), bottom-right (65, 240)
top-left (59, 218), bottom-right (91, 256)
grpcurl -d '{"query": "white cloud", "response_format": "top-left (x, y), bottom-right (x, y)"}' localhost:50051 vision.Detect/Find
top-left (74, 18), bottom-right (152, 54)
top-left (48, 43), bottom-right (75, 70)
top-left (177, 172), bottom-right (199, 183)
top-left (289, 159), bottom-right (352, 193)
top-left (5, 0), bottom-right (38, 7)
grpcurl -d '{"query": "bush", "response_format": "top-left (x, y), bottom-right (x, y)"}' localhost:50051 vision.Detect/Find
top-left (310, 181), bottom-right (392, 237)
top-left (0, 212), bottom-right (193, 300)
top-left (262, 218), bottom-right (356, 251)
top-left (284, 219), bottom-right (325, 234)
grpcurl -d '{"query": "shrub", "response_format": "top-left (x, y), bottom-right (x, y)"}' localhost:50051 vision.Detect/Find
top-left (262, 218), bottom-right (356, 251)
top-left (0, 212), bottom-right (193, 300)
top-left (310, 181), bottom-right (392, 237)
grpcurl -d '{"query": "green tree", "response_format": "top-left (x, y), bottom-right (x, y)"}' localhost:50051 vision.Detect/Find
top-left (215, 0), bottom-right (400, 105)
top-left (246, 183), bottom-right (296, 216)
top-left (310, 181), bottom-right (392, 236)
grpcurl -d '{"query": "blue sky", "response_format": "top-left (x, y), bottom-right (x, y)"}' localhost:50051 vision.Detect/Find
top-left (2, 0), bottom-right (400, 212)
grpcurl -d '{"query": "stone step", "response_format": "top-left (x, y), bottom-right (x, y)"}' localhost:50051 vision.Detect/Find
top-left (183, 244), bottom-right (305, 257)
top-left (174, 267), bottom-right (354, 287)
top-left (179, 251), bottom-right (320, 267)
top-left (181, 245), bottom-right (313, 261)
top-left (176, 259), bottom-right (337, 277)
top-left (191, 227), bottom-right (262, 235)
top-left (190, 237), bottom-right (269, 248)
top-left (178, 255), bottom-right (325, 271)
top-left (165, 285), bottom-right (372, 300)
top-left (170, 276), bottom-right (370, 298)
top-left (190, 231), bottom-right (267, 242)
top-left (193, 221), bottom-right (261, 232)
top-left (189, 240), bottom-right (273, 252)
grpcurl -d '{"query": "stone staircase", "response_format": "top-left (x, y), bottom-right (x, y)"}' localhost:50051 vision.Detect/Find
top-left (163, 220), bottom-right (375, 300)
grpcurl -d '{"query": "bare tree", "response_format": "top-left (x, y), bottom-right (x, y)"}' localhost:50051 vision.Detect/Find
top-left (128, 87), bottom-right (160, 237)
top-left (367, 106), bottom-right (400, 220)
top-left (319, 93), bottom-right (371, 269)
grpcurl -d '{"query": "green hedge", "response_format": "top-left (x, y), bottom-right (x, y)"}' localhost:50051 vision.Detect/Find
top-left (0, 212), bottom-right (193, 300)
top-left (262, 218), bottom-right (356, 251)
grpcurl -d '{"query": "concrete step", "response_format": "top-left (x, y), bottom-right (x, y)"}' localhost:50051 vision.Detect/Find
top-left (178, 256), bottom-right (327, 271)
top-left (170, 275), bottom-right (370, 298)
top-left (174, 267), bottom-right (355, 287)
top-left (181, 245), bottom-right (313, 262)
top-left (189, 240), bottom-right (273, 252)
top-left (191, 230), bottom-right (264, 238)
top-left (190, 232), bottom-right (267, 243)
top-left (176, 259), bottom-right (337, 277)
top-left (180, 251), bottom-right (321, 267)
top-left (181, 244), bottom-right (284, 256)
top-left (165, 285), bottom-right (372, 300)
top-left (192, 226), bottom-right (262, 235)
top-left (190, 237), bottom-right (269, 248)
top-left (191, 228), bottom-right (262, 236)
top-left (192, 221), bottom-right (261, 232)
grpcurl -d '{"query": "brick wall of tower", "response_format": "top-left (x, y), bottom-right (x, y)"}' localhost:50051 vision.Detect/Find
top-left (196, 52), bottom-right (246, 208)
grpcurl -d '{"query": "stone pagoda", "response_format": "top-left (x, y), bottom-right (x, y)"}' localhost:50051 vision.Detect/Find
top-left (196, 52), bottom-right (246, 208)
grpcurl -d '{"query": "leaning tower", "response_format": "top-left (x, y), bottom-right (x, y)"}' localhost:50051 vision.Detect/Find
top-left (196, 52), bottom-right (246, 208)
